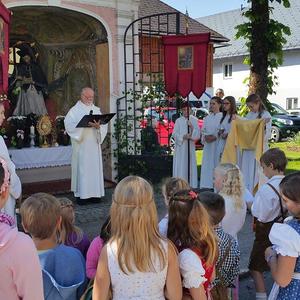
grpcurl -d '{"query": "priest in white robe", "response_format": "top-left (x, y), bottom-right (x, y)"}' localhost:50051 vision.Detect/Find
top-left (64, 87), bottom-right (108, 203)
top-left (200, 97), bottom-right (223, 189)
top-left (172, 102), bottom-right (200, 188)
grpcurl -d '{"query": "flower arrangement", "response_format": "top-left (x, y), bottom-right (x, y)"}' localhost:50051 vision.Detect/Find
top-left (6, 116), bottom-right (27, 148)
top-left (7, 116), bottom-right (27, 129)
top-left (16, 129), bottom-right (25, 140)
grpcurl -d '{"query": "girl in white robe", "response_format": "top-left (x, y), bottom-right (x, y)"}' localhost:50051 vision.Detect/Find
top-left (216, 96), bottom-right (238, 163)
top-left (0, 102), bottom-right (22, 218)
top-left (172, 103), bottom-right (200, 188)
top-left (240, 94), bottom-right (271, 193)
top-left (200, 97), bottom-right (222, 189)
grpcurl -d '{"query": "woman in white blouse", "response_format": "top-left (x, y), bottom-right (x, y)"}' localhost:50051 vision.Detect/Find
top-left (200, 97), bottom-right (223, 189)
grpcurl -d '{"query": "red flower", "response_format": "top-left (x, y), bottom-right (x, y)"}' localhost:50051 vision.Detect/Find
top-left (189, 191), bottom-right (198, 200)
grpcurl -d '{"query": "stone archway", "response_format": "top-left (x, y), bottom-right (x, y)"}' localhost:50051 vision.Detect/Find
top-left (9, 6), bottom-right (109, 115)
top-left (8, 5), bottom-right (114, 180)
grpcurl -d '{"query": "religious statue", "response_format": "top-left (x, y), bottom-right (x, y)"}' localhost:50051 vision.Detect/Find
top-left (9, 43), bottom-right (48, 116)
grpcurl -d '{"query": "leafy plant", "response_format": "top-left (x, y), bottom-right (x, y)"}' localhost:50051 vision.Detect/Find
top-left (114, 76), bottom-right (175, 181)
top-left (235, 0), bottom-right (291, 109)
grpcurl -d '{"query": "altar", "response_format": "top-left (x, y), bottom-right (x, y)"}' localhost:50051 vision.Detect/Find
top-left (8, 146), bottom-right (72, 195)
top-left (9, 145), bottom-right (72, 170)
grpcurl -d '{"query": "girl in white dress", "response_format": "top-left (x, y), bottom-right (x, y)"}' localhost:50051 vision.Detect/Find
top-left (216, 96), bottom-right (238, 163)
top-left (266, 172), bottom-right (300, 300)
top-left (214, 163), bottom-right (247, 240)
top-left (200, 97), bottom-right (223, 189)
top-left (158, 177), bottom-right (190, 237)
top-left (168, 189), bottom-right (218, 299)
top-left (93, 176), bottom-right (182, 300)
top-left (240, 94), bottom-right (271, 193)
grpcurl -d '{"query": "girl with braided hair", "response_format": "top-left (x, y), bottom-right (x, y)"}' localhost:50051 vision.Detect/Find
top-left (214, 163), bottom-right (247, 240)
top-left (168, 189), bottom-right (218, 299)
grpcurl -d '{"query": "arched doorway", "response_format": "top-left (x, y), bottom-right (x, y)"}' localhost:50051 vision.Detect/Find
top-left (9, 6), bottom-right (108, 116)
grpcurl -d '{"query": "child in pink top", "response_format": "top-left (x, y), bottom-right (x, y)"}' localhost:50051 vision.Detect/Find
top-left (0, 157), bottom-right (43, 300)
top-left (86, 216), bottom-right (110, 279)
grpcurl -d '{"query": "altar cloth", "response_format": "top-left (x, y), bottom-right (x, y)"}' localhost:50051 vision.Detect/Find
top-left (9, 146), bottom-right (72, 170)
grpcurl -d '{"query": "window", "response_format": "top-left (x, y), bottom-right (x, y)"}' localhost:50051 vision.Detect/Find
top-left (286, 98), bottom-right (298, 110)
top-left (223, 63), bottom-right (232, 79)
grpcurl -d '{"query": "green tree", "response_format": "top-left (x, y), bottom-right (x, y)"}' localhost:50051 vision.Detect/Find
top-left (236, 0), bottom-right (291, 109)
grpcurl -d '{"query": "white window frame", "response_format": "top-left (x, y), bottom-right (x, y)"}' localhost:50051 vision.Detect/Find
top-left (223, 63), bottom-right (233, 79)
top-left (286, 97), bottom-right (298, 110)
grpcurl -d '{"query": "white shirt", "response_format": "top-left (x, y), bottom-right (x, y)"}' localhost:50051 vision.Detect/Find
top-left (251, 175), bottom-right (285, 222)
top-left (178, 249), bottom-right (206, 289)
top-left (269, 221), bottom-right (300, 257)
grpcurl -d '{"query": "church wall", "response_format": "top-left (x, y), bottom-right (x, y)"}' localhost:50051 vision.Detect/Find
top-left (3, 0), bottom-right (140, 182)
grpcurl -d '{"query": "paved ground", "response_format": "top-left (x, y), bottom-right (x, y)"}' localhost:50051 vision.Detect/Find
top-left (59, 187), bottom-right (274, 299)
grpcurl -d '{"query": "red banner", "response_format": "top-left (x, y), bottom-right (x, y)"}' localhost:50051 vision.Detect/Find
top-left (162, 33), bottom-right (210, 98)
top-left (0, 2), bottom-right (11, 94)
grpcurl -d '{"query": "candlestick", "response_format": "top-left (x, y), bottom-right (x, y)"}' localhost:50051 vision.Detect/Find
top-left (30, 125), bottom-right (35, 135)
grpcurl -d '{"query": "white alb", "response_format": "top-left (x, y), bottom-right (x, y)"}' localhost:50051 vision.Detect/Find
top-left (64, 101), bottom-right (107, 199)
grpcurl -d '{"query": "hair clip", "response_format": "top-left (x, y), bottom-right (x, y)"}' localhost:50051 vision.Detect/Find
top-left (189, 191), bottom-right (198, 200)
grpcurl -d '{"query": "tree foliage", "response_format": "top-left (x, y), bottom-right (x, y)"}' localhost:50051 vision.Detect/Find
top-left (235, 0), bottom-right (291, 110)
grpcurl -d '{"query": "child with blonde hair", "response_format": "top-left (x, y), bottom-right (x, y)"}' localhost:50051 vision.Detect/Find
top-left (0, 157), bottom-right (43, 300)
top-left (21, 193), bottom-right (87, 300)
top-left (214, 163), bottom-right (247, 239)
top-left (93, 176), bottom-right (182, 300)
top-left (158, 177), bottom-right (190, 237)
top-left (168, 189), bottom-right (218, 299)
top-left (58, 197), bottom-right (90, 257)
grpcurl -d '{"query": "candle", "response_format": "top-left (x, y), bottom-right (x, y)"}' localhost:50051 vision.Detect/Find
top-left (30, 125), bottom-right (35, 135)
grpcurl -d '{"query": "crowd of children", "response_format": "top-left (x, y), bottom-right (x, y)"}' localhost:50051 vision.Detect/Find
top-left (0, 150), bottom-right (299, 300)
top-left (0, 90), bottom-right (299, 300)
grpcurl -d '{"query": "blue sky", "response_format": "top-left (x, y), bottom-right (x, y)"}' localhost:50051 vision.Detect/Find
top-left (162, 0), bottom-right (248, 18)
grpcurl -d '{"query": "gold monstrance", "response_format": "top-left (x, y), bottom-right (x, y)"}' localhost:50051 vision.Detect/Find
top-left (37, 115), bottom-right (52, 147)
